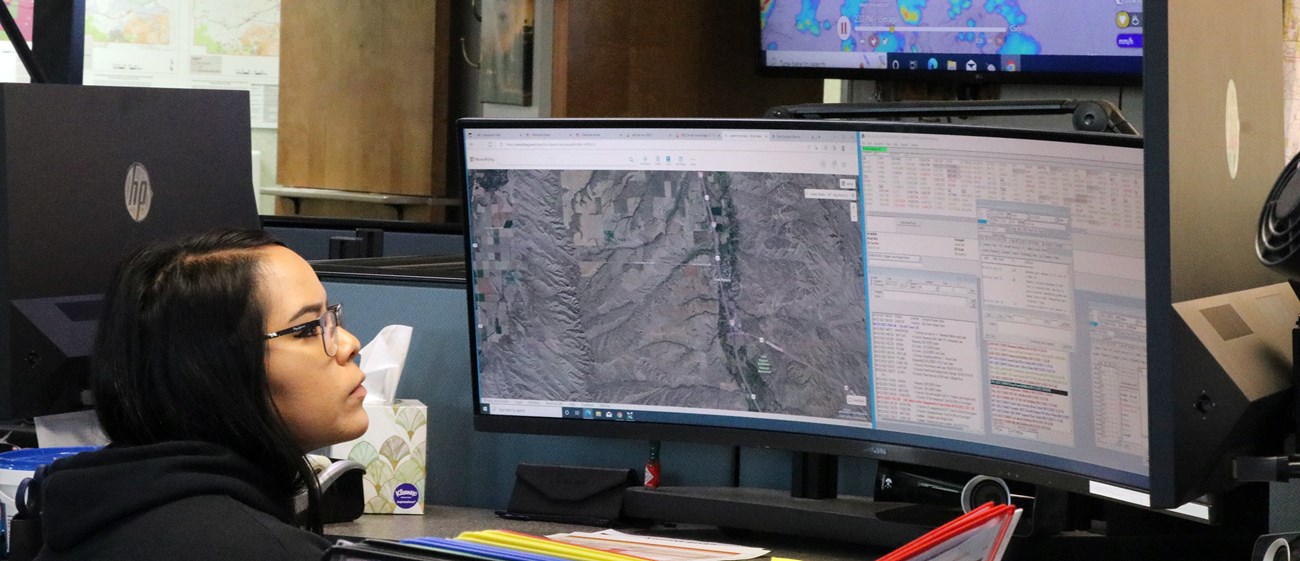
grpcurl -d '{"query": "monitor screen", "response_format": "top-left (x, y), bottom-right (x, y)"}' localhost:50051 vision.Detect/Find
top-left (759, 0), bottom-right (1142, 85)
top-left (461, 119), bottom-right (1163, 508)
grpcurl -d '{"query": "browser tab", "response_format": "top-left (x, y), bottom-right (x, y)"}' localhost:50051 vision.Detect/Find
top-left (721, 131), bottom-right (771, 141)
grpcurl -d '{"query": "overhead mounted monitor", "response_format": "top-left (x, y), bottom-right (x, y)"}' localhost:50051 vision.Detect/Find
top-left (759, 0), bottom-right (1142, 85)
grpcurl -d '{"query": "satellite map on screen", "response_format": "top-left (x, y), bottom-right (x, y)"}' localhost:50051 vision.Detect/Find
top-left (470, 169), bottom-right (873, 423)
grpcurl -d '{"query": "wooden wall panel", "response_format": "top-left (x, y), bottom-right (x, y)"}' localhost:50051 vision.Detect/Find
top-left (277, 0), bottom-right (451, 198)
top-left (552, 0), bottom-right (821, 118)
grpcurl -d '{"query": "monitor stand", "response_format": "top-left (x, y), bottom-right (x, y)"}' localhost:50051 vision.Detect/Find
top-left (622, 452), bottom-right (1266, 558)
top-left (621, 453), bottom-right (958, 548)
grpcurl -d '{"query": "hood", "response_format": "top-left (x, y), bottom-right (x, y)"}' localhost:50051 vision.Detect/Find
top-left (37, 441), bottom-right (291, 551)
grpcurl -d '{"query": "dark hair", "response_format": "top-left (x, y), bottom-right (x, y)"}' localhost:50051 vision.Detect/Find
top-left (91, 228), bottom-right (324, 532)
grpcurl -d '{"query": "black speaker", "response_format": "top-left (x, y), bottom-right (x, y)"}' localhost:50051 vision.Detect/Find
top-left (960, 475), bottom-right (1011, 509)
top-left (874, 465), bottom-right (1065, 537)
top-left (1257, 152), bottom-right (1300, 278)
top-left (329, 236), bottom-right (367, 259)
top-left (1252, 533), bottom-right (1300, 561)
top-left (960, 475), bottom-right (1066, 537)
top-left (354, 228), bottom-right (385, 258)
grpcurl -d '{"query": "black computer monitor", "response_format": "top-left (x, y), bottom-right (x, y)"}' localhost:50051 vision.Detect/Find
top-left (759, 0), bottom-right (1142, 85)
top-left (1143, 0), bottom-right (1290, 510)
top-left (0, 83), bottom-right (260, 420)
top-left (461, 116), bottom-right (1294, 549)
top-left (461, 118), bottom-right (1201, 518)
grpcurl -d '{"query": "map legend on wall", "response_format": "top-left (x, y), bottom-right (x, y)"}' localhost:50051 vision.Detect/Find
top-left (82, 0), bottom-right (280, 128)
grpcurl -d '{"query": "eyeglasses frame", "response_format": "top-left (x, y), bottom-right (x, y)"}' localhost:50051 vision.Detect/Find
top-left (263, 303), bottom-right (343, 357)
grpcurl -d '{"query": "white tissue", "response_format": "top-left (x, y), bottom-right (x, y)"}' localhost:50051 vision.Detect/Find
top-left (358, 325), bottom-right (413, 404)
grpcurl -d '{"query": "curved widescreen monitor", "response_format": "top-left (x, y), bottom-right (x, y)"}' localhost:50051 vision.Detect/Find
top-left (759, 0), bottom-right (1142, 85)
top-left (460, 119), bottom-right (1171, 512)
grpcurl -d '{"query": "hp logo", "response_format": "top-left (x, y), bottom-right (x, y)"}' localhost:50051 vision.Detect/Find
top-left (124, 162), bottom-right (152, 222)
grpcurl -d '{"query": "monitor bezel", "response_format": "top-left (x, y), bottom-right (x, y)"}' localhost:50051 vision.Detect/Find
top-left (459, 117), bottom-right (1147, 505)
top-left (755, 58), bottom-right (1143, 88)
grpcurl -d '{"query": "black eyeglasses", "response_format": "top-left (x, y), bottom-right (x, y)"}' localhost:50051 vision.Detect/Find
top-left (263, 304), bottom-right (343, 357)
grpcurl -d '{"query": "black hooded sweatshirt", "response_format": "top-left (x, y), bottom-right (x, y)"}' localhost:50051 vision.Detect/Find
top-left (32, 441), bottom-right (331, 561)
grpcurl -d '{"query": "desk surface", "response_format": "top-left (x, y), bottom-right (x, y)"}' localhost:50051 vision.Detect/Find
top-left (326, 505), bottom-right (891, 561)
top-left (325, 505), bottom-right (1261, 561)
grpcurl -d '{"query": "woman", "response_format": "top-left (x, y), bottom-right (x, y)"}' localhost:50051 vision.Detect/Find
top-left (32, 229), bottom-right (369, 560)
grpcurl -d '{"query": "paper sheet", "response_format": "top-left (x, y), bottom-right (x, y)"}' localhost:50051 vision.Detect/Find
top-left (1286, 0), bottom-right (1300, 159)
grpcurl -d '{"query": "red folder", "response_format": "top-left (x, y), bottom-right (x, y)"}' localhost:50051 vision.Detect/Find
top-left (876, 503), bottom-right (1022, 561)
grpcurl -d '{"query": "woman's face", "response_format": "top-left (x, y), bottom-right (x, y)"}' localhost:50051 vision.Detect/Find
top-left (258, 245), bottom-right (368, 451)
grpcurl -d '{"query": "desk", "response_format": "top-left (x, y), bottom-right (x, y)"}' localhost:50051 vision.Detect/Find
top-left (326, 505), bottom-right (891, 561)
top-left (326, 505), bottom-right (1263, 561)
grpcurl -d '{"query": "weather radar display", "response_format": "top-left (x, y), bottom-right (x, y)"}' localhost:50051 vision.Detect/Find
top-left (760, 0), bottom-right (1142, 77)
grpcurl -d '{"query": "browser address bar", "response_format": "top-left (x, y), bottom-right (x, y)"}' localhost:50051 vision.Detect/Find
top-left (474, 138), bottom-right (843, 153)
top-left (493, 140), bottom-right (600, 149)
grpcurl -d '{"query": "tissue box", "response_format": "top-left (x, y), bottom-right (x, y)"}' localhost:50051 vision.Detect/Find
top-left (325, 400), bottom-right (427, 514)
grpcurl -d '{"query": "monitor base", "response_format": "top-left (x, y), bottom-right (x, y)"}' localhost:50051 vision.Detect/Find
top-left (622, 485), bottom-right (1263, 560)
top-left (622, 486), bottom-right (954, 548)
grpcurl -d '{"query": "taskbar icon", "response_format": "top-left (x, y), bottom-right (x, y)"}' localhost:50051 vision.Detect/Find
top-left (564, 407), bottom-right (637, 421)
